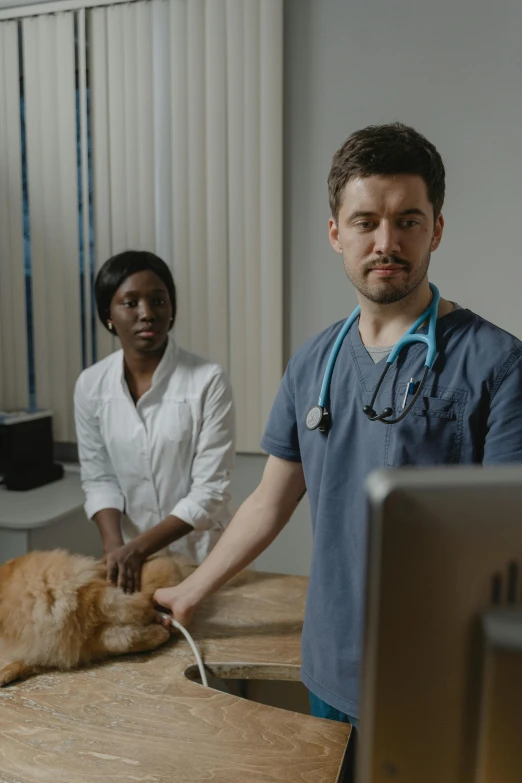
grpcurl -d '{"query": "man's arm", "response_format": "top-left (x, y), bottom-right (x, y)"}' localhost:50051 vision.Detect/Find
top-left (483, 350), bottom-right (522, 464)
top-left (154, 455), bottom-right (306, 625)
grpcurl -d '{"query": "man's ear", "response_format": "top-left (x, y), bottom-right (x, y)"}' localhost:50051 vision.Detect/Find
top-left (431, 213), bottom-right (444, 251)
top-left (329, 217), bottom-right (343, 254)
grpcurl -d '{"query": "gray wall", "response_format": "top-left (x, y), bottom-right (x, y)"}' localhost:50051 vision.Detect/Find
top-left (238, 0), bottom-right (522, 576)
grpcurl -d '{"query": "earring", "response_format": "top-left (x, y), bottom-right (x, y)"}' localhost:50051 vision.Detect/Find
top-left (108, 322), bottom-right (114, 331)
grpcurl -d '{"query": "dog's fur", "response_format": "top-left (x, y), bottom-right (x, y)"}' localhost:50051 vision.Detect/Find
top-left (0, 550), bottom-right (182, 686)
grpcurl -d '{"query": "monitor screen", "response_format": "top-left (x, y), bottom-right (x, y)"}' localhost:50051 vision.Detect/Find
top-left (358, 465), bottom-right (522, 783)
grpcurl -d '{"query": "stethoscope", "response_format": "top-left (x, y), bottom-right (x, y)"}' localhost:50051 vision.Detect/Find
top-left (306, 283), bottom-right (440, 433)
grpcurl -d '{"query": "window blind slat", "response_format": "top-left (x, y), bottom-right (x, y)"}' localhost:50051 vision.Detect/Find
top-left (243, 0), bottom-right (262, 451)
top-left (260, 0), bottom-right (283, 428)
top-left (23, 12), bottom-right (82, 440)
top-left (123, 5), bottom-right (139, 246)
top-left (168, 0), bottom-right (190, 350)
top-left (226, 0), bottom-right (247, 450)
top-left (0, 21), bottom-right (28, 411)
top-left (90, 7), bottom-right (115, 360)
top-left (56, 13), bottom-right (82, 436)
top-left (136, 1), bottom-right (154, 250)
top-left (78, 8), bottom-right (93, 368)
top-left (187, 0), bottom-right (208, 360)
top-left (106, 6), bottom-right (126, 251)
top-left (205, 0), bottom-right (228, 372)
top-left (152, 0), bottom-right (172, 265)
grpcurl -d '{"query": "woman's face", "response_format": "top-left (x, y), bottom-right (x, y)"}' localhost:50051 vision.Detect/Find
top-left (108, 270), bottom-right (173, 355)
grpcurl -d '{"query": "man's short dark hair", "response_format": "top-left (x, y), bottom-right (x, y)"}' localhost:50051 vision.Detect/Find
top-left (328, 122), bottom-right (445, 223)
top-left (95, 250), bottom-right (177, 332)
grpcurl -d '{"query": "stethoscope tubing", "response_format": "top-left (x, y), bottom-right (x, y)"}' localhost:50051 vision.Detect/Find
top-left (317, 307), bottom-right (360, 408)
top-left (309, 283), bottom-right (440, 430)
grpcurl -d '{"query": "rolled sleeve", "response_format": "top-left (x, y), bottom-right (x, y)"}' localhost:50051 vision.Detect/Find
top-left (74, 373), bottom-right (125, 520)
top-left (170, 369), bottom-right (235, 531)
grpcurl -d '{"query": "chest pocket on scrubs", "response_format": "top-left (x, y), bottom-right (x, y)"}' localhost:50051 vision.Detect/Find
top-left (384, 389), bottom-right (467, 467)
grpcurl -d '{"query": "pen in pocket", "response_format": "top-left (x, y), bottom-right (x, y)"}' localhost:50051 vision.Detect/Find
top-left (401, 377), bottom-right (416, 409)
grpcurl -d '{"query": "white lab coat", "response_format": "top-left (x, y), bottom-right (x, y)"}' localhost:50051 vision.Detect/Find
top-left (74, 337), bottom-right (235, 564)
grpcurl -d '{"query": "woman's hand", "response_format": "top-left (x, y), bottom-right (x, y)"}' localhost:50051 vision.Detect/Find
top-left (153, 586), bottom-right (197, 629)
top-left (104, 542), bottom-right (146, 593)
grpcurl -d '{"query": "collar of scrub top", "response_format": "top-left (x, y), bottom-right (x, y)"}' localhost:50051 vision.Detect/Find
top-left (306, 283), bottom-right (440, 432)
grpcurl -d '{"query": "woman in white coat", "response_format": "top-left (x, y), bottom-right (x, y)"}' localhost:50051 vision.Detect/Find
top-left (74, 250), bottom-right (235, 593)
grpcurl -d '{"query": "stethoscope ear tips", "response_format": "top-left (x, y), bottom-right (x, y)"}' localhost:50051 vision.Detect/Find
top-left (362, 405), bottom-right (376, 417)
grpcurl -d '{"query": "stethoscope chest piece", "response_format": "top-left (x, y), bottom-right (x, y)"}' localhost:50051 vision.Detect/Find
top-left (306, 405), bottom-right (330, 433)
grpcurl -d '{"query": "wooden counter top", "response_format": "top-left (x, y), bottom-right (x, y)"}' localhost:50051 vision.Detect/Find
top-left (0, 570), bottom-right (351, 782)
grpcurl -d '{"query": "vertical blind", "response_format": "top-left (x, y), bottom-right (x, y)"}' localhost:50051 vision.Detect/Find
top-left (0, 0), bottom-right (283, 453)
top-left (0, 20), bottom-right (29, 414)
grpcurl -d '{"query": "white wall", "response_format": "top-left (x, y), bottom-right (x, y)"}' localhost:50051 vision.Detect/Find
top-left (241, 0), bottom-right (522, 576)
top-left (231, 454), bottom-right (313, 576)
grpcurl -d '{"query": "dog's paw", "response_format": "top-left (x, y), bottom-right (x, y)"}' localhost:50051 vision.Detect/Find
top-left (0, 661), bottom-right (36, 686)
top-left (0, 662), bottom-right (22, 686)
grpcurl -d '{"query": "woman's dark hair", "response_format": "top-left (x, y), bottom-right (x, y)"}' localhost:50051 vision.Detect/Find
top-left (328, 122), bottom-right (445, 223)
top-left (95, 250), bottom-right (177, 332)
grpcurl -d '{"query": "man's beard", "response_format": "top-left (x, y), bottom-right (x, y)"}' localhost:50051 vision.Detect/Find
top-left (345, 253), bottom-right (431, 304)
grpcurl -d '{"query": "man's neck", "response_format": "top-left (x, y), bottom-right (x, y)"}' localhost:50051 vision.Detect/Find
top-left (357, 285), bottom-right (454, 347)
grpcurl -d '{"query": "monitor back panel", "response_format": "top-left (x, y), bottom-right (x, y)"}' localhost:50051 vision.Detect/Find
top-left (358, 466), bottom-right (522, 783)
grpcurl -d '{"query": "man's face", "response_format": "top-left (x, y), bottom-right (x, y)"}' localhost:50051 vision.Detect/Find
top-left (328, 174), bottom-right (444, 305)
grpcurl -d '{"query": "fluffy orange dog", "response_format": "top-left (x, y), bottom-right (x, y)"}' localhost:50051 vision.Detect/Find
top-left (0, 550), bottom-right (181, 686)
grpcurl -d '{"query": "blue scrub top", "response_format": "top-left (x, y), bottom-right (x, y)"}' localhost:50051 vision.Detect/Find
top-left (260, 307), bottom-right (522, 717)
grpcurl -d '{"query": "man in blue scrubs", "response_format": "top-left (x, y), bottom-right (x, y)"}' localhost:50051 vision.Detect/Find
top-left (155, 123), bottom-right (522, 773)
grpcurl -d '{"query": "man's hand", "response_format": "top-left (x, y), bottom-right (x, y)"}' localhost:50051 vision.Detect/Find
top-left (154, 586), bottom-right (196, 628)
top-left (153, 456), bottom-right (306, 627)
top-left (104, 542), bottom-right (146, 593)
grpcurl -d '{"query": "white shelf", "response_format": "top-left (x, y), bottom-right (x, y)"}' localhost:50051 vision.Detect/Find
top-left (0, 467), bottom-right (84, 529)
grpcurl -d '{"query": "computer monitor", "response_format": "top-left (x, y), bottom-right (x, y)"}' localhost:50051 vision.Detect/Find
top-left (358, 465), bottom-right (522, 783)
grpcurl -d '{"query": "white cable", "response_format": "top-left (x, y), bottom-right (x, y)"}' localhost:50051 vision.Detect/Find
top-left (159, 613), bottom-right (208, 687)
